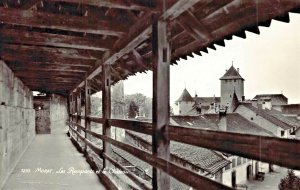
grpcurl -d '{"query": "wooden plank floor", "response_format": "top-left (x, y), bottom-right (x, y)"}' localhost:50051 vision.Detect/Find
top-left (2, 125), bottom-right (106, 190)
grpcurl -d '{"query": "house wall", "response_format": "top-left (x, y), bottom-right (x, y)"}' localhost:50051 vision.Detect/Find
top-left (296, 129), bottom-right (300, 139)
top-left (222, 156), bottom-right (251, 187)
top-left (220, 79), bottom-right (244, 108)
top-left (222, 156), bottom-right (276, 188)
top-left (0, 60), bottom-right (35, 188)
top-left (178, 101), bottom-right (194, 115)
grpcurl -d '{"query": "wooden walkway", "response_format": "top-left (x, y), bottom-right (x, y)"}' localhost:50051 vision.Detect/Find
top-left (2, 125), bottom-right (106, 190)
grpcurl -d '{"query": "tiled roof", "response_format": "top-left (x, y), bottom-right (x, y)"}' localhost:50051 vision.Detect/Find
top-left (226, 113), bottom-right (274, 136)
top-left (264, 109), bottom-right (300, 128)
top-left (220, 66), bottom-right (244, 80)
top-left (127, 131), bottom-right (230, 174)
top-left (194, 97), bottom-right (220, 104)
top-left (253, 94), bottom-right (288, 101)
top-left (176, 88), bottom-right (194, 102)
top-left (241, 103), bottom-right (293, 130)
top-left (112, 144), bottom-right (191, 190)
top-left (171, 115), bottom-right (219, 130)
top-left (173, 114), bottom-right (273, 136)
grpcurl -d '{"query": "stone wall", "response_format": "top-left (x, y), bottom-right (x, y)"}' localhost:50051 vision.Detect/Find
top-left (33, 94), bottom-right (68, 134)
top-left (0, 60), bottom-right (35, 188)
top-left (49, 94), bottom-right (68, 133)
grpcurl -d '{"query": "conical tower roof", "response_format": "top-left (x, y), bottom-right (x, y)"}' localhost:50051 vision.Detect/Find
top-left (176, 88), bottom-right (194, 102)
top-left (220, 66), bottom-right (244, 80)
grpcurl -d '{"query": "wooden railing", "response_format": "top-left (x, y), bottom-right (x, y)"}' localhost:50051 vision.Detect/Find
top-left (68, 115), bottom-right (300, 190)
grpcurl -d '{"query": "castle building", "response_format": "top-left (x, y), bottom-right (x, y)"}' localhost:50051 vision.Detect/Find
top-left (220, 65), bottom-right (245, 110)
top-left (175, 88), bottom-right (195, 115)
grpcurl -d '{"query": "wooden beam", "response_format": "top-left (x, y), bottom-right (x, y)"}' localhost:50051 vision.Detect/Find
top-left (76, 87), bottom-right (82, 137)
top-left (21, 0), bottom-right (41, 9)
top-left (103, 153), bottom-right (152, 190)
top-left (85, 79), bottom-right (92, 153)
top-left (176, 10), bottom-right (212, 42)
top-left (0, 28), bottom-right (112, 51)
top-left (13, 70), bottom-right (84, 77)
top-left (6, 62), bottom-right (92, 70)
top-left (49, 0), bottom-right (154, 10)
top-left (0, 7), bottom-right (127, 36)
top-left (152, 20), bottom-right (170, 190)
top-left (0, 53), bottom-right (97, 67)
top-left (74, 11), bottom-right (154, 90)
top-left (102, 63), bottom-right (112, 169)
top-left (167, 125), bottom-right (300, 170)
top-left (162, 0), bottom-right (201, 20)
top-left (74, 0), bottom-right (201, 91)
top-left (85, 130), bottom-right (233, 190)
top-left (0, 44), bottom-right (100, 60)
top-left (12, 67), bottom-right (88, 73)
top-left (130, 49), bottom-right (151, 70)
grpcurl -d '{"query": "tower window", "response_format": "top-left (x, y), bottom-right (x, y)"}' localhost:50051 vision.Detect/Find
top-left (234, 79), bottom-right (236, 82)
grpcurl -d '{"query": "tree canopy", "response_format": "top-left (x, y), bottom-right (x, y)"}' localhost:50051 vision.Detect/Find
top-left (278, 170), bottom-right (300, 190)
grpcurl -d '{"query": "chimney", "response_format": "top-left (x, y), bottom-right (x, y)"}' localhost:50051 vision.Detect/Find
top-left (237, 68), bottom-right (239, 73)
top-left (218, 107), bottom-right (227, 131)
top-left (242, 96), bottom-right (245, 101)
top-left (252, 99), bottom-right (258, 108)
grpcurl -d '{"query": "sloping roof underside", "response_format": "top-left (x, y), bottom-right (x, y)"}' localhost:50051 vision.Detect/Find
top-left (0, 0), bottom-right (299, 96)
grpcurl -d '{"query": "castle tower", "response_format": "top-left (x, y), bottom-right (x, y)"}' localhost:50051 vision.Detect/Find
top-left (175, 88), bottom-right (195, 115)
top-left (220, 66), bottom-right (244, 110)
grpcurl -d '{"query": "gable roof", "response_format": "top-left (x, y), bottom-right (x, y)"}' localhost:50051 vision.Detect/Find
top-left (112, 145), bottom-right (190, 190)
top-left (220, 66), bottom-right (244, 80)
top-left (176, 88), bottom-right (195, 103)
top-left (253, 94), bottom-right (288, 101)
top-left (127, 131), bottom-right (230, 174)
top-left (241, 103), bottom-right (293, 130)
top-left (172, 114), bottom-right (273, 136)
top-left (194, 97), bottom-right (221, 104)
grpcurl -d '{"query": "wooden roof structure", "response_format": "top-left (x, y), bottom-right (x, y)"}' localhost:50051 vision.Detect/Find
top-left (0, 0), bottom-right (299, 96)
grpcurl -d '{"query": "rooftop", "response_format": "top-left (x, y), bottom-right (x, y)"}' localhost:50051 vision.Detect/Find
top-left (220, 66), bottom-right (244, 80)
top-left (176, 88), bottom-right (195, 103)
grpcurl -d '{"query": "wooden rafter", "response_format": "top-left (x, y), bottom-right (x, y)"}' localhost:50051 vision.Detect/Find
top-left (21, 0), bottom-right (41, 9)
top-left (176, 10), bottom-right (212, 42)
top-left (0, 7), bottom-right (127, 36)
top-left (74, 0), bottom-right (201, 91)
top-left (0, 28), bottom-right (113, 51)
top-left (49, 0), bottom-right (154, 10)
top-left (0, 44), bottom-right (100, 60)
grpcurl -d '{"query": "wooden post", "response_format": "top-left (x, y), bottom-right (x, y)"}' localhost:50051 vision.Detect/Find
top-left (70, 93), bottom-right (75, 136)
top-left (77, 87), bottom-right (82, 134)
top-left (85, 79), bottom-right (91, 154)
top-left (102, 63), bottom-right (112, 169)
top-left (152, 20), bottom-right (171, 190)
top-left (67, 94), bottom-right (71, 134)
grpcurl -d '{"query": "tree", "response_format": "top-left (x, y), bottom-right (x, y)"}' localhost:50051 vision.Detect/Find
top-left (128, 101), bottom-right (139, 118)
top-left (278, 170), bottom-right (300, 190)
top-left (125, 93), bottom-right (152, 118)
top-left (91, 96), bottom-right (102, 116)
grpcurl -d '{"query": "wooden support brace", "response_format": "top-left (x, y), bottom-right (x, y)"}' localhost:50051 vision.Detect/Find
top-left (152, 20), bottom-right (171, 190)
top-left (102, 63), bottom-right (112, 169)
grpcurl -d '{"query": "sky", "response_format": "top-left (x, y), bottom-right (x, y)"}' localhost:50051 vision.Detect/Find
top-left (123, 13), bottom-right (300, 105)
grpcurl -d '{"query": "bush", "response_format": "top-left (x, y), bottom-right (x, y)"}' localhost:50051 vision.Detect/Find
top-left (278, 170), bottom-right (300, 190)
